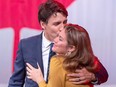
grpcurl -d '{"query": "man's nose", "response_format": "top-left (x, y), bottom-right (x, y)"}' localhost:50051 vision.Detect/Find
top-left (59, 25), bottom-right (64, 32)
top-left (59, 28), bottom-right (63, 32)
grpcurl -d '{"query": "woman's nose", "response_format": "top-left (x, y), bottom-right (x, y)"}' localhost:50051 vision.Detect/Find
top-left (53, 36), bottom-right (58, 43)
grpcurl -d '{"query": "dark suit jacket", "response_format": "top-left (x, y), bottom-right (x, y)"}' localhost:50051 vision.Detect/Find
top-left (8, 33), bottom-right (43, 87)
top-left (8, 33), bottom-right (108, 87)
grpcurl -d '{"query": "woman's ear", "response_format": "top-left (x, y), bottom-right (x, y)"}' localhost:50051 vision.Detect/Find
top-left (40, 21), bottom-right (46, 30)
top-left (68, 45), bottom-right (76, 53)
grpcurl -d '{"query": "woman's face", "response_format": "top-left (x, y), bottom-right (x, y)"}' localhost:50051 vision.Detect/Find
top-left (52, 29), bottom-right (69, 55)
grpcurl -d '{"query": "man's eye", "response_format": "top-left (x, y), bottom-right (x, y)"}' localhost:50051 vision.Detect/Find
top-left (63, 20), bottom-right (67, 24)
top-left (53, 22), bottom-right (60, 26)
top-left (59, 38), bottom-right (62, 41)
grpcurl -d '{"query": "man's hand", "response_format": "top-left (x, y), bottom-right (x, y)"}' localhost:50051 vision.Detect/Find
top-left (67, 68), bottom-right (97, 84)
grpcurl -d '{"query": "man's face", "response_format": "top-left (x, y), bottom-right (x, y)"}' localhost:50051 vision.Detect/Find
top-left (42, 12), bottom-right (67, 41)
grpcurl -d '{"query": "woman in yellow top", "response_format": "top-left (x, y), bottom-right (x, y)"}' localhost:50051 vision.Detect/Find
top-left (26, 24), bottom-right (97, 87)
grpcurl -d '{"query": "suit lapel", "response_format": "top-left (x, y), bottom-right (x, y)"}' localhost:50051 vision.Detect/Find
top-left (36, 33), bottom-right (44, 75)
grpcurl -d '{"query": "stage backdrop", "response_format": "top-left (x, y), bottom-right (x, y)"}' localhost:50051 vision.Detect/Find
top-left (0, 0), bottom-right (116, 87)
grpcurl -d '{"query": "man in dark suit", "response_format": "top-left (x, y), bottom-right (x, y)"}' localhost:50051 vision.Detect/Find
top-left (8, 1), bottom-right (108, 87)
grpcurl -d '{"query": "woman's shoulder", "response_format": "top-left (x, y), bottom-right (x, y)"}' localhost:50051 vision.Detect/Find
top-left (51, 55), bottom-right (64, 64)
top-left (49, 55), bottom-right (64, 74)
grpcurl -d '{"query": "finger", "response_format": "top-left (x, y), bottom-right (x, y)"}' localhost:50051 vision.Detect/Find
top-left (68, 76), bottom-right (86, 82)
top-left (77, 77), bottom-right (89, 83)
top-left (79, 76), bottom-right (86, 81)
top-left (69, 77), bottom-right (88, 84)
top-left (26, 66), bottom-right (32, 73)
top-left (26, 71), bottom-right (31, 76)
top-left (27, 75), bottom-right (32, 79)
top-left (70, 80), bottom-right (86, 85)
top-left (26, 63), bottom-right (33, 70)
top-left (67, 73), bottom-right (80, 78)
top-left (37, 62), bottom-right (40, 69)
top-left (68, 77), bottom-right (80, 82)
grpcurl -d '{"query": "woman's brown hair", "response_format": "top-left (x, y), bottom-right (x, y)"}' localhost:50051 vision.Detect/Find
top-left (63, 24), bottom-right (97, 73)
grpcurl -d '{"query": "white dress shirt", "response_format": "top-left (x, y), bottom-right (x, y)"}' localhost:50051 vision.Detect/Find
top-left (42, 32), bottom-right (51, 81)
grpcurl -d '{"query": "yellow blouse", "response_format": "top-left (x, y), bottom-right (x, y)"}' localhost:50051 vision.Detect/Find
top-left (38, 56), bottom-right (91, 87)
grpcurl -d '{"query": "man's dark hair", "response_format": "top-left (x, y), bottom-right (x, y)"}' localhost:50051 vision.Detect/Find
top-left (38, 0), bottom-right (68, 23)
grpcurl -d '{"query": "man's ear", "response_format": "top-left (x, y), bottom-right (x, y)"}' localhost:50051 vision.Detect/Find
top-left (40, 21), bottom-right (46, 30)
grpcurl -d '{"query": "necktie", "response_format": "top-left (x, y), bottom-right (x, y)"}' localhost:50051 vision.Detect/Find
top-left (46, 43), bottom-right (55, 83)
top-left (49, 43), bottom-right (55, 58)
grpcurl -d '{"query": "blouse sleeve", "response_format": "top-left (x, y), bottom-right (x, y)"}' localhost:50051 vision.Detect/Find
top-left (39, 80), bottom-right (47, 87)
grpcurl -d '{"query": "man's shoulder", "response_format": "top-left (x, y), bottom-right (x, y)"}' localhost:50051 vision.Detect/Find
top-left (21, 33), bottom-right (42, 42)
top-left (18, 33), bottom-right (42, 47)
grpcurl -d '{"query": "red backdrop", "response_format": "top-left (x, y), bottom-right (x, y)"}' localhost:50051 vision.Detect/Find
top-left (0, 0), bottom-right (75, 72)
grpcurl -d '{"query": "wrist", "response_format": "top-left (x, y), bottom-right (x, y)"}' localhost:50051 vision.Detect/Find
top-left (91, 73), bottom-right (97, 82)
top-left (90, 73), bottom-right (99, 85)
top-left (37, 78), bottom-right (44, 84)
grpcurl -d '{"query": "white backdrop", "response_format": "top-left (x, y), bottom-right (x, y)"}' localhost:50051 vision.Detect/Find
top-left (0, 0), bottom-right (116, 87)
top-left (67, 0), bottom-right (116, 86)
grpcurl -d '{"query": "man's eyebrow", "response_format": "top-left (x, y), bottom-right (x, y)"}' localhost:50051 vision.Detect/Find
top-left (53, 21), bottom-right (61, 25)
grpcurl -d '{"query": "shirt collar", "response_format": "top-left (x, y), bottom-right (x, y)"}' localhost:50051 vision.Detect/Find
top-left (42, 32), bottom-right (51, 48)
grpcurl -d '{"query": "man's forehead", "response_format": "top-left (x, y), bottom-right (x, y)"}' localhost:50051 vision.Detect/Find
top-left (47, 13), bottom-right (67, 24)
top-left (50, 12), bottom-right (66, 19)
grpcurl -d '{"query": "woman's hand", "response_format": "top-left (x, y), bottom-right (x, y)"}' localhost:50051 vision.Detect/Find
top-left (26, 63), bottom-right (44, 83)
